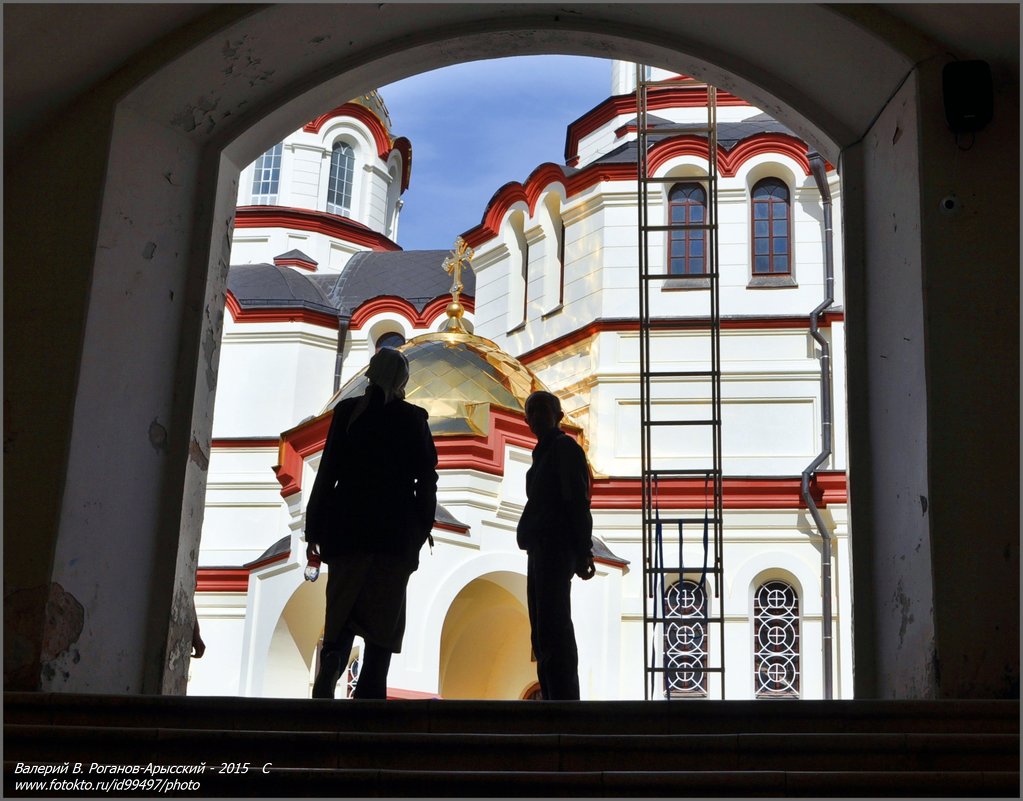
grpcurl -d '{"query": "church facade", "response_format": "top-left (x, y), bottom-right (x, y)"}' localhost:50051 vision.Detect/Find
top-left (188, 62), bottom-right (851, 702)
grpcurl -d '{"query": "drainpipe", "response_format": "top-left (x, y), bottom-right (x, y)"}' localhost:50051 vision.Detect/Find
top-left (804, 151), bottom-right (835, 700)
top-left (333, 308), bottom-right (351, 393)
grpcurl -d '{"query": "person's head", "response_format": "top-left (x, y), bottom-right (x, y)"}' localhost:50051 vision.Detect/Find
top-left (524, 390), bottom-right (564, 437)
top-left (366, 347), bottom-right (410, 403)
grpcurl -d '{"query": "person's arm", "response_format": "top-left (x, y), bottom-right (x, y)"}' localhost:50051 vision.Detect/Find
top-left (412, 408), bottom-right (439, 544)
top-left (556, 437), bottom-right (595, 579)
top-left (304, 407), bottom-right (343, 545)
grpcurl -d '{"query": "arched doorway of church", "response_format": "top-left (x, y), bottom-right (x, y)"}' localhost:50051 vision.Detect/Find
top-left (438, 572), bottom-right (533, 700)
top-left (261, 578), bottom-right (325, 699)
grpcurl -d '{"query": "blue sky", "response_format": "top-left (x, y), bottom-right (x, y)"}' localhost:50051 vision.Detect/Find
top-left (379, 55), bottom-right (614, 251)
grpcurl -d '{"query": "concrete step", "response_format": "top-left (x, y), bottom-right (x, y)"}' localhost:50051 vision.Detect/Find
top-left (5, 693), bottom-right (1019, 734)
top-left (5, 693), bottom-right (1018, 797)
top-left (5, 724), bottom-right (1019, 773)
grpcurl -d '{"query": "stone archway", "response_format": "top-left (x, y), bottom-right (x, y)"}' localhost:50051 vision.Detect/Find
top-left (13, 4), bottom-right (1016, 700)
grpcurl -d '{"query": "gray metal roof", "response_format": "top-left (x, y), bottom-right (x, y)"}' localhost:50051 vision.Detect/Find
top-left (309, 250), bottom-right (475, 316)
top-left (228, 250), bottom-right (475, 318)
top-left (228, 263), bottom-right (338, 315)
top-left (590, 117), bottom-right (800, 166)
top-left (274, 248), bottom-right (317, 265)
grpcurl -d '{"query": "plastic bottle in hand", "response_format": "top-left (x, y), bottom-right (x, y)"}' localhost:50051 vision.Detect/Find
top-left (304, 553), bottom-right (322, 582)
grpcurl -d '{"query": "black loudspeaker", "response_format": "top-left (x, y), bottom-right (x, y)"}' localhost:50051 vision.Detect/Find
top-left (942, 60), bottom-right (993, 133)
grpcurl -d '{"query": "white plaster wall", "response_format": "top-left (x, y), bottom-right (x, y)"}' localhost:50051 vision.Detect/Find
top-left (187, 592), bottom-right (248, 696)
top-left (228, 226), bottom-right (367, 273)
top-left (212, 319), bottom-right (338, 437)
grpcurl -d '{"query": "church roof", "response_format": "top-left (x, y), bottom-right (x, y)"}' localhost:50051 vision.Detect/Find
top-left (590, 116), bottom-right (798, 165)
top-left (321, 330), bottom-right (552, 437)
top-left (227, 263), bottom-right (338, 315)
top-left (228, 250), bottom-right (476, 318)
top-left (311, 250), bottom-right (475, 316)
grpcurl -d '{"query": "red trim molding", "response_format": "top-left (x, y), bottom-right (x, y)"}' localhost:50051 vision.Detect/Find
top-left (196, 568), bottom-right (249, 593)
top-left (392, 136), bottom-right (412, 193)
top-left (225, 290), bottom-right (341, 329)
top-left (463, 134), bottom-right (830, 249)
top-left (565, 87), bottom-right (750, 162)
top-left (197, 549), bottom-right (291, 592)
top-left (275, 413), bottom-right (333, 497)
top-left (234, 206), bottom-right (402, 252)
top-left (433, 408), bottom-right (537, 477)
top-left (517, 313), bottom-right (845, 365)
top-left (273, 256), bottom-right (318, 272)
top-left (349, 295), bottom-right (475, 331)
top-left (211, 438), bottom-right (280, 449)
top-left (591, 473), bottom-right (847, 510)
top-left (303, 102), bottom-right (391, 155)
top-left (435, 521), bottom-right (471, 535)
top-left (301, 103), bottom-right (412, 192)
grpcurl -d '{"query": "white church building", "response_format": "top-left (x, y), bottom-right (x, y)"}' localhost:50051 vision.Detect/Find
top-left (188, 60), bottom-right (851, 702)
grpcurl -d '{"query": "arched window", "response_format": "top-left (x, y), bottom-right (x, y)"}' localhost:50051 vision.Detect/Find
top-left (375, 331), bottom-right (405, 351)
top-left (751, 178), bottom-right (791, 275)
top-left (327, 142), bottom-right (355, 216)
top-left (663, 579), bottom-right (708, 697)
top-left (557, 220), bottom-right (566, 307)
top-left (250, 143), bottom-right (282, 205)
top-left (753, 580), bottom-right (800, 698)
top-left (668, 183), bottom-right (707, 275)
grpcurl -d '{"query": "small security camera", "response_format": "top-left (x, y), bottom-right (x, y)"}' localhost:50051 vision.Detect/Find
top-left (940, 194), bottom-right (959, 214)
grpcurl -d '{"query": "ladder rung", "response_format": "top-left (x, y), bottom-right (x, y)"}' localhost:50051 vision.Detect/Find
top-left (639, 125), bottom-right (713, 136)
top-left (645, 419), bottom-right (718, 427)
top-left (647, 469), bottom-right (722, 476)
top-left (645, 516), bottom-right (723, 523)
top-left (642, 223), bottom-right (716, 232)
top-left (643, 370), bottom-right (718, 378)
top-left (639, 77), bottom-right (708, 89)
top-left (641, 272), bottom-right (719, 280)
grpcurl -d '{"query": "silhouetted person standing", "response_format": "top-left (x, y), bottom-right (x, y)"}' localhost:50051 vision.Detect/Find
top-left (517, 390), bottom-right (595, 700)
top-left (305, 348), bottom-right (438, 699)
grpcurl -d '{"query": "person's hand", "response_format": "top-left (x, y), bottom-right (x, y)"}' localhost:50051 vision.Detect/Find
top-left (191, 619), bottom-right (206, 659)
top-left (575, 555), bottom-right (596, 581)
top-left (306, 542), bottom-right (320, 561)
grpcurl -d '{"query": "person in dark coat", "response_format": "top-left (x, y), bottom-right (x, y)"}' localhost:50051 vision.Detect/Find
top-left (516, 390), bottom-right (595, 700)
top-left (304, 347), bottom-right (438, 699)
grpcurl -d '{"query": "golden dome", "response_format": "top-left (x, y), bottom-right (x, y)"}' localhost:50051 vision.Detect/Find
top-left (323, 330), bottom-right (583, 440)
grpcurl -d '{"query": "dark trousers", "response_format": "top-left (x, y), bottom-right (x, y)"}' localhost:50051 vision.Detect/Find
top-left (313, 628), bottom-right (392, 699)
top-left (526, 548), bottom-right (581, 700)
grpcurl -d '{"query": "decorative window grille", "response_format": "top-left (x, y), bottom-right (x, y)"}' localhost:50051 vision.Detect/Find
top-left (754, 580), bottom-right (800, 698)
top-left (751, 178), bottom-right (791, 274)
top-left (327, 142), bottom-right (355, 216)
top-left (250, 143), bottom-right (283, 205)
top-left (663, 579), bottom-right (708, 697)
top-left (668, 183), bottom-right (707, 274)
top-left (345, 657), bottom-right (361, 698)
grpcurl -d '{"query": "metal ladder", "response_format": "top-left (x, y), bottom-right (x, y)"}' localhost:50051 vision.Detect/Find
top-left (636, 65), bottom-right (725, 700)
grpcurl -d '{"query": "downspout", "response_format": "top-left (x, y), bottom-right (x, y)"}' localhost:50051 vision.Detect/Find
top-left (804, 151), bottom-right (835, 700)
top-left (333, 307), bottom-right (351, 393)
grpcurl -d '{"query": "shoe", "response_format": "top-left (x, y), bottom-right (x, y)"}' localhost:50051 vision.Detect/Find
top-left (312, 650), bottom-right (343, 699)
